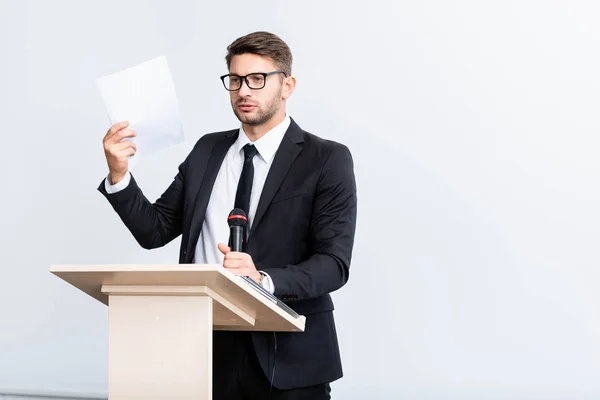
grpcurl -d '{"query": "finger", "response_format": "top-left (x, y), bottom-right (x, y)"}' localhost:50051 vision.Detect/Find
top-left (122, 147), bottom-right (136, 157)
top-left (110, 147), bottom-right (136, 159)
top-left (104, 129), bottom-right (135, 147)
top-left (114, 128), bottom-right (137, 143)
top-left (113, 139), bottom-right (137, 151)
top-left (223, 251), bottom-right (249, 260)
top-left (224, 259), bottom-right (247, 269)
top-left (105, 129), bottom-right (136, 147)
top-left (106, 121), bottom-right (129, 139)
top-left (106, 142), bottom-right (135, 158)
top-left (224, 267), bottom-right (243, 276)
top-left (224, 266), bottom-right (253, 277)
top-left (218, 243), bottom-right (230, 255)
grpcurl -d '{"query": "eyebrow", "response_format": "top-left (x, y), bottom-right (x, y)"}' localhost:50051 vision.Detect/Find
top-left (227, 72), bottom-right (266, 76)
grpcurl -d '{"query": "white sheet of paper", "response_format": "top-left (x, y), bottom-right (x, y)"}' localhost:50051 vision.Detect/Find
top-left (96, 56), bottom-right (184, 169)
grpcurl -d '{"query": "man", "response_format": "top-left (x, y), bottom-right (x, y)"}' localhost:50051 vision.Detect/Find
top-left (98, 31), bottom-right (357, 399)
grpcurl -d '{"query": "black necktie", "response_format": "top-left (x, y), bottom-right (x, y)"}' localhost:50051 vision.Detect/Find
top-left (234, 144), bottom-right (258, 216)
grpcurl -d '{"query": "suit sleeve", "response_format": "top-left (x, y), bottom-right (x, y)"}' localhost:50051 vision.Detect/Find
top-left (262, 144), bottom-right (358, 300)
top-left (97, 159), bottom-right (188, 250)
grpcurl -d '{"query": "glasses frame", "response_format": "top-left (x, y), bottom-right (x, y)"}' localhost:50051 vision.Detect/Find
top-left (220, 70), bottom-right (288, 91)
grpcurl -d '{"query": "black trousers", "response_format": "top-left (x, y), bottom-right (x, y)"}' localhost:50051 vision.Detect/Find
top-left (213, 331), bottom-right (331, 400)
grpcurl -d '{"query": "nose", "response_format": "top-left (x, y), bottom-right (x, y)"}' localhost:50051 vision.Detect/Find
top-left (237, 78), bottom-right (252, 97)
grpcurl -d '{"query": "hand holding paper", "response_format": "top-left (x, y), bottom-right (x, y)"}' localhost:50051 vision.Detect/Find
top-left (102, 121), bottom-right (137, 185)
top-left (96, 56), bottom-right (184, 172)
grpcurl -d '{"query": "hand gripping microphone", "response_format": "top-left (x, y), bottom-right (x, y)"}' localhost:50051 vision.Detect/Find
top-left (227, 208), bottom-right (248, 252)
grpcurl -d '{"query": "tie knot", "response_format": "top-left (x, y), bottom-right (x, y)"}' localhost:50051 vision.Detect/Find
top-left (243, 144), bottom-right (258, 160)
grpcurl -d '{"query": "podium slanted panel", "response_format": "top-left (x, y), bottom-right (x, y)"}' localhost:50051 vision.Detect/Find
top-left (50, 264), bottom-right (305, 332)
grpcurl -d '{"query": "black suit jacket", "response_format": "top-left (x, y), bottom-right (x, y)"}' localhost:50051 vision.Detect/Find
top-left (97, 118), bottom-right (357, 389)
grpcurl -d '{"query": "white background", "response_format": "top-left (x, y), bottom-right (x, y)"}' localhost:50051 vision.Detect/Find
top-left (1, 0), bottom-right (599, 398)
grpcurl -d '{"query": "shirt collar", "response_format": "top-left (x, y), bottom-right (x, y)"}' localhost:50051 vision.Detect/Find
top-left (234, 115), bottom-right (291, 163)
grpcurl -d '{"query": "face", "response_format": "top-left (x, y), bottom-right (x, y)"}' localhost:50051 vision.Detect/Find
top-left (227, 53), bottom-right (290, 127)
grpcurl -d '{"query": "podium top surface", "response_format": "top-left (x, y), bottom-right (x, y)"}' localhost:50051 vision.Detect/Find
top-left (50, 264), bottom-right (305, 332)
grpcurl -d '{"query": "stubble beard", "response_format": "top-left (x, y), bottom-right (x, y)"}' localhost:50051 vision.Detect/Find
top-left (233, 88), bottom-right (282, 127)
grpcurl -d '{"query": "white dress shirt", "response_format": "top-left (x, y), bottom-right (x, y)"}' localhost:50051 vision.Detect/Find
top-left (105, 115), bottom-right (291, 294)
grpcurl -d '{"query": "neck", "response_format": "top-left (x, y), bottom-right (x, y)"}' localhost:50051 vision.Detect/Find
top-left (242, 111), bottom-right (286, 142)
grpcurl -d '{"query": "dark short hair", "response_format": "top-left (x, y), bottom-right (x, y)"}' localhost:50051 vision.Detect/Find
top-left (225, 31), bottom-right (292, 76)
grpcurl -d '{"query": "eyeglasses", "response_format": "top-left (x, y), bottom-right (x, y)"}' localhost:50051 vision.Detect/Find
top-left (220, 70), bottom-right (287, 91)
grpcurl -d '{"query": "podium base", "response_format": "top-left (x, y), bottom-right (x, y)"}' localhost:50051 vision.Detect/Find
top-left (105, 285), bottom-right (213, 399)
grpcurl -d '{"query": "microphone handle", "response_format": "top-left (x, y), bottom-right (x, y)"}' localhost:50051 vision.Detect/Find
top-left (229, 225), bottom-right (245, 252)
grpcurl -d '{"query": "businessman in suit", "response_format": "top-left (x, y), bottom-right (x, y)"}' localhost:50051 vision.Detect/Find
top-left (98, 31), bottom-right (357, 399)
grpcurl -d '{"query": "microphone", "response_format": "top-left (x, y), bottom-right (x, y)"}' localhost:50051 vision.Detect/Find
top-left (226, 209), bottom-right (300, 319)
top-left (227, 208), bottom-right (248, 252)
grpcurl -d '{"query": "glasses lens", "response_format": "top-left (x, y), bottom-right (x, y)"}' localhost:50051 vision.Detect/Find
top-left (246, 74), bottom-right (265, 89)
top-left (224, 75), bottom-right (241, 90)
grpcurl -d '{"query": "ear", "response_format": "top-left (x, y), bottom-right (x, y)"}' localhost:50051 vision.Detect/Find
top-left (282, 75), bottom-right (296, 101)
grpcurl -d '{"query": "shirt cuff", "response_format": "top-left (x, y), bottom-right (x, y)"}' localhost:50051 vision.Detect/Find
top-left (104, 172), bottom-right (131, 194)
top-left (259, 271), bottom-right (275, 294)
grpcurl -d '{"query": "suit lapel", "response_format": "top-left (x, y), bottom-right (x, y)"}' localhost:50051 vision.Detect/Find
top-left (186, 131), bottom-right (238, 260)
top-left (250, 120), bottom-right (304, 237)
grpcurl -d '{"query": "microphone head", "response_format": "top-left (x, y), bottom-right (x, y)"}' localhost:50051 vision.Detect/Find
top-left (228, 208), bottom-right (248, 227)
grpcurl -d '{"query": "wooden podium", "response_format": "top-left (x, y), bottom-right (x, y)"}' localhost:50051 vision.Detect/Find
top-left (50, 264), bottom-right (305, 399)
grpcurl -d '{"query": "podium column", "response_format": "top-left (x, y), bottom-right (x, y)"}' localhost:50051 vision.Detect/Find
top-left (103, 285), bottom-right (213, 399)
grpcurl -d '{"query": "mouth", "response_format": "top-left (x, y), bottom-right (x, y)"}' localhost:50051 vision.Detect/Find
top-left (237, 103), bottom-right (257, 112)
